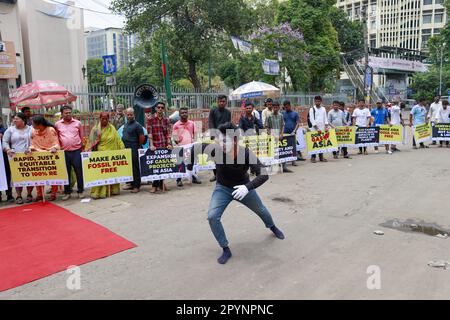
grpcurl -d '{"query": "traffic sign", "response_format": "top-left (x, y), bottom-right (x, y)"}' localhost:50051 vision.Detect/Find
top-left (102, 55), bottom-right (117, 74)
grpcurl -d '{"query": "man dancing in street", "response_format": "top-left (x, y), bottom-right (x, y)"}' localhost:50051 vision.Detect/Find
top-left (189, 122), bottom-right (285, 265)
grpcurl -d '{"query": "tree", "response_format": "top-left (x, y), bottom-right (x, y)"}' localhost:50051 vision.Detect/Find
top-left (86, 58), bottom-right (105, 88)
top-left (111, 0), bottom-right (252, 90)
top-left (329, 6), bottom-right (363, 53)
top-left (277, 0), bottom-right (341, 92)
top-left (410, 66), bottom-right (450, 101)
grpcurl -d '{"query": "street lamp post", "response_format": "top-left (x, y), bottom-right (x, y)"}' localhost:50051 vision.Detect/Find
top-left (439, 42), bottom-right (446, 96)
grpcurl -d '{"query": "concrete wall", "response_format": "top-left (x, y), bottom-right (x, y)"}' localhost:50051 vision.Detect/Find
top-left (19, 0), bottom-right (86, 87)
top-left (0, 1), bottom-right (26, 87)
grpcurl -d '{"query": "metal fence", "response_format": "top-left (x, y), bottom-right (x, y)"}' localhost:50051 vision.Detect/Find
top-left (62, 84), bottom-right (351, 112)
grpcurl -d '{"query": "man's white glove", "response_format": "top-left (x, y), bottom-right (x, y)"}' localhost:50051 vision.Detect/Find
top-left (232, 185), bottom-right (249, 201)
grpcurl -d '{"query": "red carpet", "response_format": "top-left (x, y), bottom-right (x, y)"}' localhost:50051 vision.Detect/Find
top-left (0, 202), bottom-right (137, 292)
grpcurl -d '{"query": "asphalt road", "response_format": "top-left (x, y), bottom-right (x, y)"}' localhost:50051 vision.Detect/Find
top-left (1, 137), bottom-right (450, 299)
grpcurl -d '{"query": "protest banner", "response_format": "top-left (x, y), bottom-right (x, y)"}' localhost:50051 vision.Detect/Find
top-left (0, 151), bottom-right (8, 191)
top-left (139, 147), bottom-right (187, 182)
top-left (413, 123), bottom-right (432, 144)
top-left (242, 134), bottom-right (275, 165)
top-left (272, 135), bottom-right (297, 164)
top-left (355, 127), bottom-right (380, 147)
top-left (431, 123), bottom-right (450, 141)
top-left (379, 125), bottom-right (403, 145)
top-left (81, 149), bottom-right (133, 188)
top-left (192, 139), bottom-right (216, 172)
top-left (335, 126), bottom-right (356, 147)
top-left (8, 151), bottom-right (68, 187)
top-left (296, 128), bottom-right (306, 151)
top-left (306, 129), bottom-right (339, 155)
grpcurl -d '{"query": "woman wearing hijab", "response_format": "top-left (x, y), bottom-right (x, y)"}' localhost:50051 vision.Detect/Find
top-left (87, 112), bottom-right (125, 199)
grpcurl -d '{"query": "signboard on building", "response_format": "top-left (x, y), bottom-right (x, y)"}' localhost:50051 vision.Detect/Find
top-left (368, 56), bottom-right (428, 73)
top-left (0, 41), bottom-right (18, 79)
top-left (106, 76), bottom-right (116, 86)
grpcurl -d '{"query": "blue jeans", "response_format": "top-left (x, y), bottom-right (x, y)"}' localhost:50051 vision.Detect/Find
top-left (207, 184), bottom-right (275, 248)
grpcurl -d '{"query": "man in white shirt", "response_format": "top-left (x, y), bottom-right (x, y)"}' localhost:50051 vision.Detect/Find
top-left (428, 96), bottom-right (442, 145)
top-left (309, 95), bottom-right (329, 163)
top-left (352, 99), bottom-right (372, 155)
top-left (434, 100), bottom-right (450, 148)
top-left (261, 98), bottom-right (273, 126)
top-left (389, 101), bottom-right (404, 152)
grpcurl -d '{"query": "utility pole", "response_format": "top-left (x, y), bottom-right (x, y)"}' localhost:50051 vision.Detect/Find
top-left (361, 6), bottom-right (373, 105)
top-left (0, 31), bottom-right (9, 121)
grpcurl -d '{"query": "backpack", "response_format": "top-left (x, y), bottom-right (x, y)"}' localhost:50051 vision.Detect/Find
top-left (307, 107), bottom-right (316, 128)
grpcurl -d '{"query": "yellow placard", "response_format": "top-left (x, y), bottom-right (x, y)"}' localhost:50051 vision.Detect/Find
top-left (241, 134), bottom-right (275, 164)
top-left (413, 123), bottom-right (432, 144)
top-left (379, 125), bottom-right (403, 145)
top-left (9, 151), bottom-right (68, 187)
top-left (335, 126), bottom-right (356, 147)
top-left (81, 149), bottom-right (133, 188)
top-left (306, 129), bottom-right (339, 155)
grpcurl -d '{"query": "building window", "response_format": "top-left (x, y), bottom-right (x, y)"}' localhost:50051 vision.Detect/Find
top-left (423, 15), bottom-right (432, 24)
top-left (435, 13), bottom-right (443, 23)
top-left (423, 0), bottom-right (433, 5)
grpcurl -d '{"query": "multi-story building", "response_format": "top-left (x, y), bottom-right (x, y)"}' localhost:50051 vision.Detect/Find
top-left (84, 27), bottom-right (136, 70)
top-left (337, 0), bottom-right (447, 52)
top-left (337, 0), bottom-right (447, 101)
top-left (18, 0), bottom-right (86, 87)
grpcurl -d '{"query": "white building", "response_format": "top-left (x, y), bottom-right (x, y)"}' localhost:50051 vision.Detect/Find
top-left (0, 0), bottom-right (26, 88)
top-left (337, 0), bottom-right (447, 51)
top-left (85, 27), bottom-right (136, 70)
top-left (18, 0), bottom-right (86, 87)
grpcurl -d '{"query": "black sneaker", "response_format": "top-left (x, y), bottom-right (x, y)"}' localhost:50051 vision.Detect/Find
top-left (210, 176), bottom-right (216, 182)
top-left (177, 180), bottom-right (183, 187)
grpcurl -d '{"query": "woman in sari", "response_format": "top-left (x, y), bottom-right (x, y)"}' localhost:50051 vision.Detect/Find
top-left (88, 112), bottom-right (125, 200)
top-left (28, 115), bottom-right (60, 201)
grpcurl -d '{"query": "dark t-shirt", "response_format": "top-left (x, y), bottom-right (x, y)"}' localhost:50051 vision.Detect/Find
top-left (122, 120), bottom-right (144, 149)
top-left (190, 144), bottom-right (268, 190)
top-left (208, 107), bottom-right (232, 129)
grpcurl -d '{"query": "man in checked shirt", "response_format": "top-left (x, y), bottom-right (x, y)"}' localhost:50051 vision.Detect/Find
top-left (147, 101), bottom-right (173, 193)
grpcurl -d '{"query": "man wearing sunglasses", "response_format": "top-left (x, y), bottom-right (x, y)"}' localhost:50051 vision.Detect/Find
top-left (148, 101), bottom-right (173, 193)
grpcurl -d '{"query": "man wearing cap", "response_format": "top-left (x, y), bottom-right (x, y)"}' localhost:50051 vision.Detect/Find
top-left (371, 100), bottom-right (391, 154)
top-left (308, 96), bottom-right (329, 163)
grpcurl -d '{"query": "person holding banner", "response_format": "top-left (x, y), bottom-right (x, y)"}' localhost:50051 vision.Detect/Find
top-left (148, 102), bottom-right (173, 193)
top-left (172, 107), bottom-right (202, 187)
top-left (55, 105), bottom-right (85, 200)
top-left (2, 113), bottom-right (33, 204)
top-left (189, 122), bottom-right (285, 264)
top-left (266, 101), bottom-right (292, 172)
top-left (371, 100), bottom-right (392, 154)
top-left (328, 101), bottom-right (350, 159)
top-left (282, 100), bottom-right (303, 164)
top-left (87, 112), bottom-right (126, 199)
top-left (122, 108), bottom-right (146, 193)
top-left (261, 98), bottom-right (273, 127)
top-left (428, 96), bottom-right (442, 145)
top-left (410, 98), bottom-right (429, 149)
top-left (389, 101), bottom-right (404, 152)
top-left (308, 96), bottom-right (330, 163)
top-left (352, 99), bottom-right (372, 155)
top-left (434, 100), bottom-right (450, 148)
top-left (28, 116), bottom-right (61, 201)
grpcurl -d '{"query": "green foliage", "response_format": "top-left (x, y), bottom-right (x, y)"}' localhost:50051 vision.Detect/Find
top-left (329, 6), bottom-right (363, 53)
top-left (278, 0), bottom-right (341, 91)
top-left (111, 0), bottom-right (252, 90)
top-left (86, 58), bottom-right (105, 88)
top-left (410, 66), bottom-right (450, 101)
